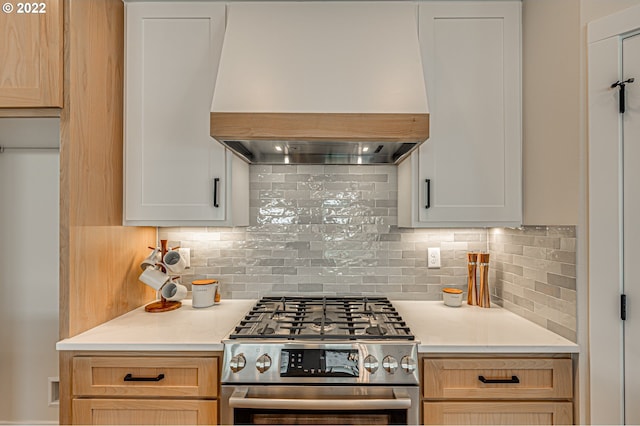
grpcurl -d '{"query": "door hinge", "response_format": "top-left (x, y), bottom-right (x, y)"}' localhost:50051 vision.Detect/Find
top-left (621, 294), bottom-right (627, 321)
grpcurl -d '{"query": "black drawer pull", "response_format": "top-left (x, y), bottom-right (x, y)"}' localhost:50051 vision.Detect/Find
top-left (123, 373), bottom-right (165, 382)
top-left (478, 375), bottom-right (520, 384)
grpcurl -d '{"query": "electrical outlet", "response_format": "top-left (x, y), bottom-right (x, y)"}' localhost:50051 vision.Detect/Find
top-left (48, 377), bottom-right (59, 406)
top-left (428, 247), bottom-right (441, 268)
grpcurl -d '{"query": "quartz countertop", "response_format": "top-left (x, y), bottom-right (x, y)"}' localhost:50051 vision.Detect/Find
top-left (56, 299), bottom-right (579, 353)
top-left (393, 301), bottom-right (579, 353)
top-left (55, 299), bottom-right (255, 351)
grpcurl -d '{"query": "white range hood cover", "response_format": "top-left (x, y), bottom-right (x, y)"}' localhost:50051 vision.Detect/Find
top-left (210, 2), bottom-right (430, 164)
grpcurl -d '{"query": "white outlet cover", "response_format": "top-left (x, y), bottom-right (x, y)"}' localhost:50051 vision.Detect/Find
top-left (48, 377), bottom-right (60, 406)
top-left (428, 247), bottom-right (441, 268)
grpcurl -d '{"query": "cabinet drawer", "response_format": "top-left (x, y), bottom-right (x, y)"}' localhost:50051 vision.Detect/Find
top-left (73, 356), bottom-right (218, 398)
top-left (423, 358), bottom-right (572, 399)
top-left (423, 401), bottom-right (573, 425)
top-left (73, 398), bottom-right (217, 425)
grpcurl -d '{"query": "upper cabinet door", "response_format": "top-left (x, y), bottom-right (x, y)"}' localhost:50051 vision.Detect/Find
top-left (0, 0), bottom-right (62, 108)
top-left (124, 2), bottom-right (248, 226)
top-left (399, 1), bottom-right (521, 228)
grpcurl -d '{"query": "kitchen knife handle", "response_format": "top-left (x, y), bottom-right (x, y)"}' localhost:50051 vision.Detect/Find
top-left (213, 178), bottom-right (220, 208)
top-left (124, 373), bottom-right (165, 382)
top-left (425, 179), bottom-right (431, 209)
top-left (478, 375), bottom-right (520, 384)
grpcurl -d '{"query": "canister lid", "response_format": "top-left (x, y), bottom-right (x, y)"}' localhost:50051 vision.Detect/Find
top-left (192, 279), bottom-right (218, 285)
top-left (442, 288), bottom-right (463, 294)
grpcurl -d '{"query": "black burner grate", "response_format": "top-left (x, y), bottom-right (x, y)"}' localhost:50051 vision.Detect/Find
top-left (229, 296), bottom-right (414, 341)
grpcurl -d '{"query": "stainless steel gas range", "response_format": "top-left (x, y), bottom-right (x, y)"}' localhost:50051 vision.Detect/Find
top-left (221, 296), bottom-right (420, 425)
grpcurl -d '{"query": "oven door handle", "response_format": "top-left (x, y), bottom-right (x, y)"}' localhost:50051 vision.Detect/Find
top-left (228, 388), bottom-right (412, 410)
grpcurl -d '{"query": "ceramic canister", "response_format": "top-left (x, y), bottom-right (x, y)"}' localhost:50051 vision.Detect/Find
top-left (442, 287), bottom-right (463, 307)
top-left (191, 279), bottom-right (218, 308)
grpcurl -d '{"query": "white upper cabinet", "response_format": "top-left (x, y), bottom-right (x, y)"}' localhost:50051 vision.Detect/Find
top-left (124, 2), bottom-right (248, 226)
top-left (399, 1), bottom-right (522, 228)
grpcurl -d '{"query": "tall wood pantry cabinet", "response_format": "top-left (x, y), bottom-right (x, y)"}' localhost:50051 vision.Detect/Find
top-left (124, 2), bottom-right (248, 226)
top-left (399, 1), bottom-right (522, 228)
top-left (0, 0), bottom-right (62, 109)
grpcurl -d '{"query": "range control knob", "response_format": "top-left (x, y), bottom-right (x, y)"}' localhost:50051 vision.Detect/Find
top-left (363, 355), bottom-right (379, 374)
top-left (401, 355), bottom-right (417, 374)
top-left (230, 354), bottom-right (246, 373)
top-left (382, 355), bottom-right (398, 374)
top-left (256, 354), bottom-right (272, 373)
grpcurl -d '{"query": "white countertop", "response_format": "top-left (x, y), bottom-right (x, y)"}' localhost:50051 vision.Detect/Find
top-left (394, 301), bottom-right (579, 353)
top-left (56, 299), bottom-right (255, 351)
top-left (57, 299), bottom-right (579, 353)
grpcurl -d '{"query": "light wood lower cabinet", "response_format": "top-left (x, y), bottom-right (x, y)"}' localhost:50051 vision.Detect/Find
top-left (73, 356), bottom-right (217, 398)
top-left (421, 356), bottom-right (574, 425)
top-left (423, 401), bottom-right (573, 425)
top-left (73, 399), bottom-right (217, 425)
top-left (66, 353), bottom-right (220, 425)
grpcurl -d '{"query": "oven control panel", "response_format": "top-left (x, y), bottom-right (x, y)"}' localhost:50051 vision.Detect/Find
top-left (221, 342), bottom-right (419, 385)
top-left (281, 349), bottom-right (359, 377)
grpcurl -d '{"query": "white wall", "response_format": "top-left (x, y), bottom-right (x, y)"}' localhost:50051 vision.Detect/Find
top-left (522, 0), bottom-right (580, 226)
top-left (0, 118), bottom-right (59, 423)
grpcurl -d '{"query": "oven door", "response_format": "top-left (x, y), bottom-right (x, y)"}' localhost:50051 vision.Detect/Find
top-left (221, 385), bottom-right (419, 425)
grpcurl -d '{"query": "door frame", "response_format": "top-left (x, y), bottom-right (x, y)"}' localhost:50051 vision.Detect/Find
top-left (587, 4), bottom-right (640, 424)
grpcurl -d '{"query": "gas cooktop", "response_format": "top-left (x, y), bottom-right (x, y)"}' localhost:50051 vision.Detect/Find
top-left (222, 296), bottom-right (419, 386)
top-left (228, 296), bottom-right (415, 341)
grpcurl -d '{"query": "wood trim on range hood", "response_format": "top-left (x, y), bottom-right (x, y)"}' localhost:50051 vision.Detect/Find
top-left (210, 2), bottom-right (430, 164)
top-left (210, 112), bottom-right (430, 142)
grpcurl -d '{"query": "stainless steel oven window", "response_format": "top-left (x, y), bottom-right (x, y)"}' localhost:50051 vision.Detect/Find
top-left (220, 385), bottom-right (420, 425)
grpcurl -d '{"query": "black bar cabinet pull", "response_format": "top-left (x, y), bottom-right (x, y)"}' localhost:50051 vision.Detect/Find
top-left (123, 373), bottom-right (165, 382)
top-left (478, 375), bottom-right (520, 384)
top-left (425, 179), bottom-right (431, 209)
top-left (213, 178), bottom-right (220, 208)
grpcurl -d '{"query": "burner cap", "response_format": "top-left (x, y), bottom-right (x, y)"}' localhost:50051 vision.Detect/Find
top-left (310, 317), bottom-right (335, 333)
top-left (365, 325), bottom-right (388, 336)
top-left (312, 317), bottom-right (332, 326)
top-left (271, 312), bottom-right (288, 321)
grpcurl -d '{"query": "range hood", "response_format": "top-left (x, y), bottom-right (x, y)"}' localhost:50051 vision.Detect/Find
top-left (210, 2), bottom-right (429, 165)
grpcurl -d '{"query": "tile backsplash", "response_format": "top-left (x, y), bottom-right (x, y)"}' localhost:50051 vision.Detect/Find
top-left (489, 227), bottom-right (577, 342)
top-left (159, 165), bottom-right (577, 342)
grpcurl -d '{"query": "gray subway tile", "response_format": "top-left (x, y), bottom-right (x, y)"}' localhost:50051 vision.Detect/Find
top-left (504, 244), bottom-right (524, 255)
top-left (547, 273), bottom-right (576, 290)
top-left (561, 263), bottom-right (577, 278)
top-left (548, 227), bottom-right (577, 238)
top-left (533, 236), bottom-right (561, 249)
top-left (271, 266), bottom-right (298, 275)
top-left (548, 250), bottom-right (576, 264)
top-left (363, 276), bottom-right (389, 284)
top-left (503, 263), bottom-right (524, 276)
top-left (298, 283), bottom-right (324, 292)
top-left (561, 288), bottom-right (577, 303)
top-left (547, 320), bottom-right (577, 342)
top-left (220, 266), bottom-right (246, 275)
top-left (535, 281), bottom-right (562, 298)
top-left (523, 246), bottom-right (547, 260)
